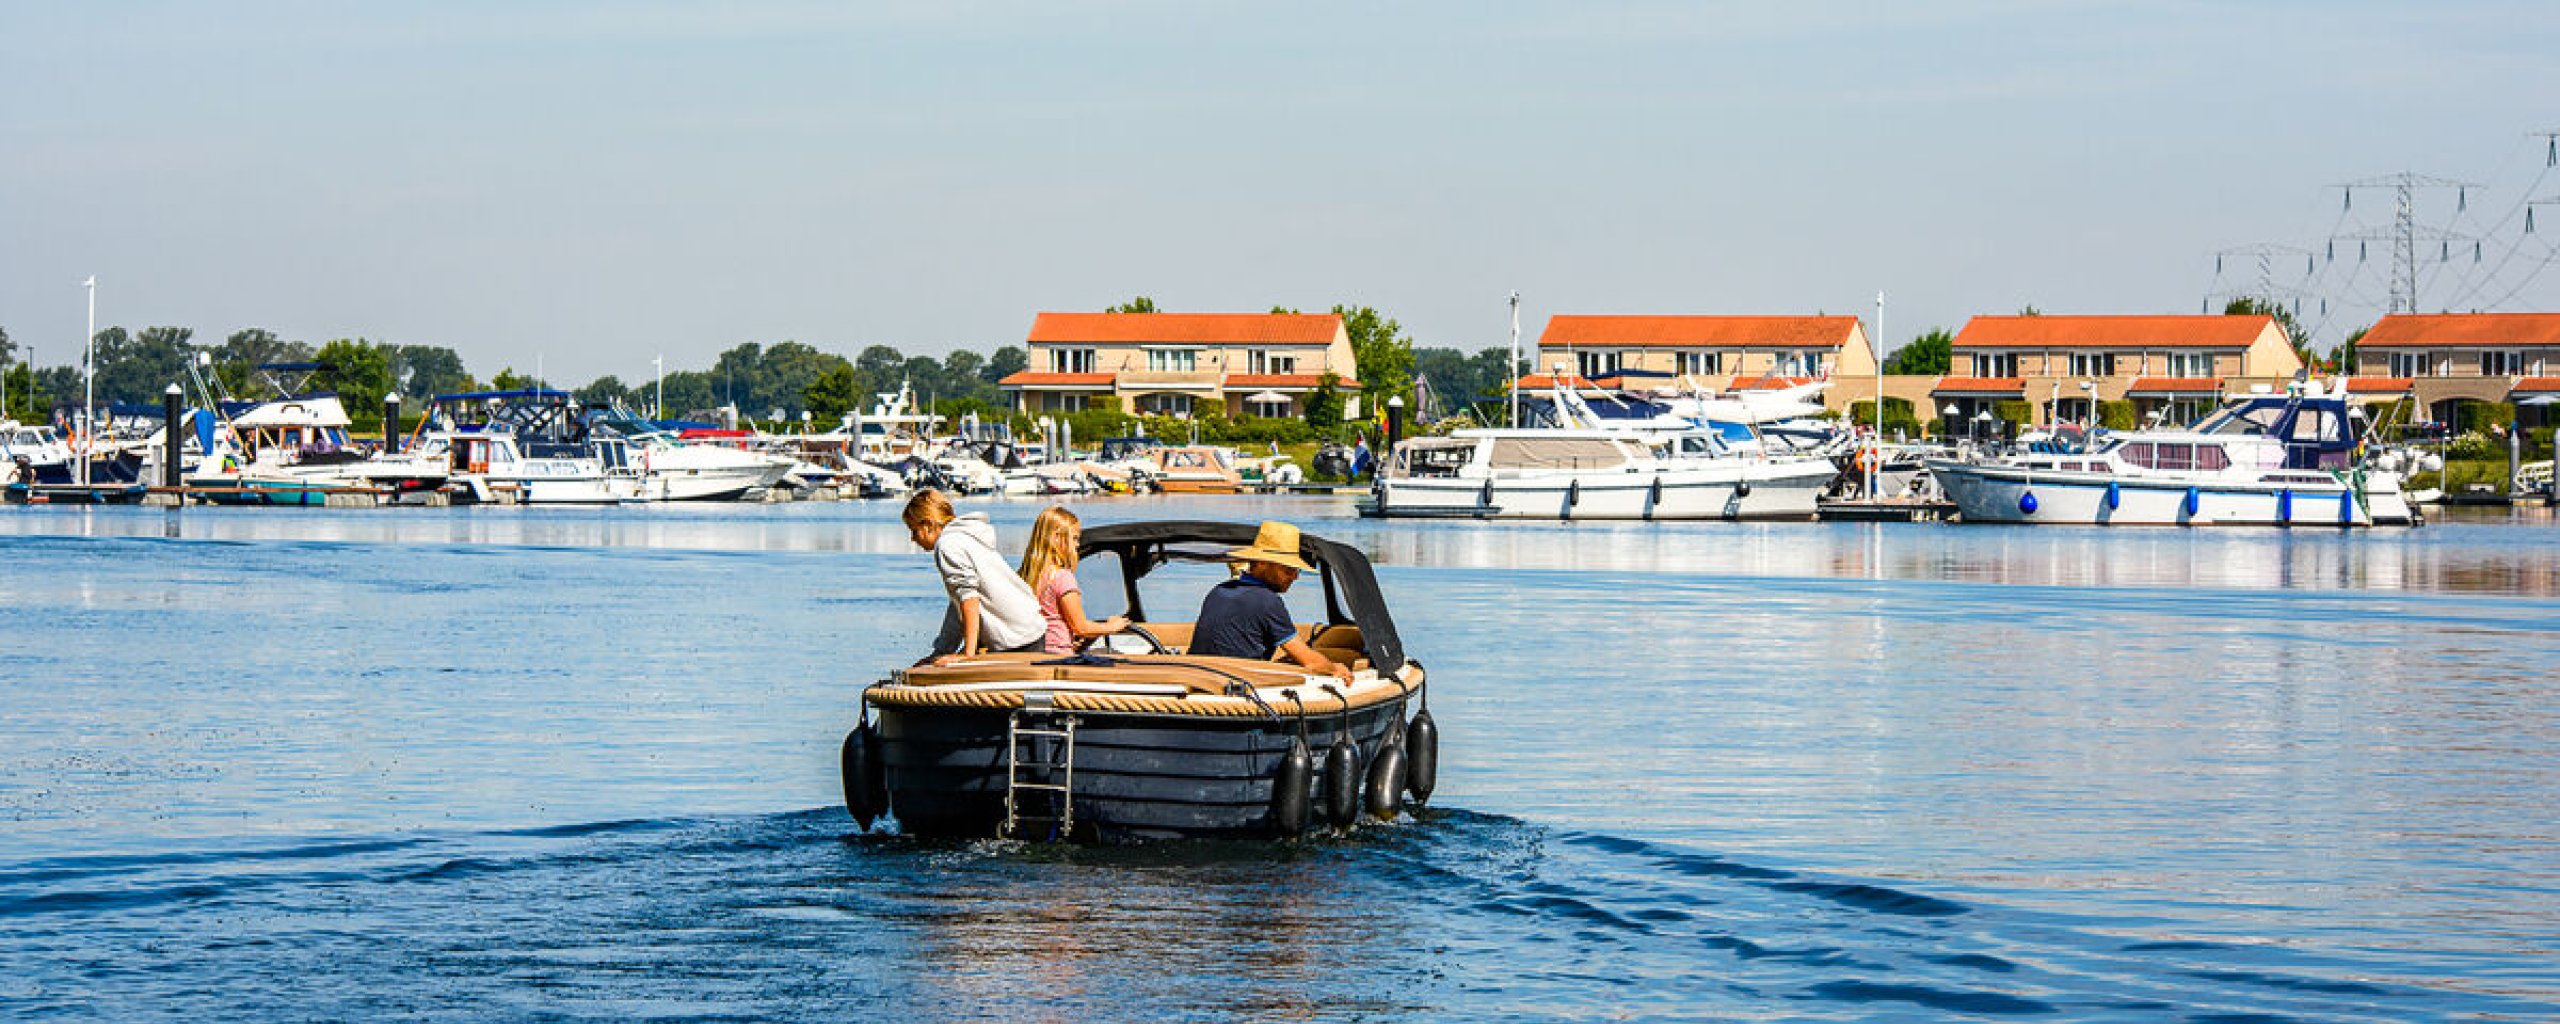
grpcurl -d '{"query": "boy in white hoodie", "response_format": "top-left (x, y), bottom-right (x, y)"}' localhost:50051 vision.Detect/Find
top-left (904, 489), bottom-right (1047, 664)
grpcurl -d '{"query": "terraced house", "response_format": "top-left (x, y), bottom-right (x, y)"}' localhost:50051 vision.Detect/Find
top-left (998, 311), bottom-right (1361, 419)
top-left (1935, 314), bottom-right (2305, 428)
top-left (1521, 315), bottom-right (1879, 400)
top-left (2349, 312), bottom-right (2560, 428)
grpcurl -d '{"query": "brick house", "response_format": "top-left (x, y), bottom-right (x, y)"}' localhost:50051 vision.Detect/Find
top-left (1938, 314), bottom-right (2304, 428)
top-left (2350, 312), bottom-right (2560, 427)
top-left (998, 312), bottom-right (1362, 419)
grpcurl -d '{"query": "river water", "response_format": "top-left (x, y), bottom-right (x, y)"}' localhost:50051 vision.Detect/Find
top-left (2, 499), bottom-right (2555, 1021)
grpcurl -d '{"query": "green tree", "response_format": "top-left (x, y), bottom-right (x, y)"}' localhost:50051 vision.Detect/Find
top-left (1106, 296), bottom-right (1158, 314)
top-left (854, 344), bottom-right (906, 392)
top-left (488, 367), bottom-right (537, 391)
top-left (805, 365), bottom-right (863, 423)
top-left (984, 345), bottom-right (1027, 384)
top-left (2223, 296), bottom-right (2313, 366)
top-left (1304, 372), bottom-right (1346, 430)
top-left (1883, 328), bottom-right (1954, 375)
top-left (1333, 304), bottom-right (1414, 409)
top-left (311, 339), bottom-right (395, 429)
top-left (655, 370), bottom-right (715, 417)
top-left (209, 329), bottom-right (315, 398)
top-left (93, 326), bottom-right (198, 404)
top-left (576, 375), bottom-right (633, 407)
top-left (2336, 325), bottom-right (2370, 375)
top-left (3, 364), bottom-right (51, 421)
top-left (0, 325), bottom-right (13, 366)
top-left (391, 344), bottom-right (471, 399)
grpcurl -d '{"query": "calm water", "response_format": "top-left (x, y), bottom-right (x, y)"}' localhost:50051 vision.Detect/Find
top-left (3, 498), bottom-right (2557, 1021)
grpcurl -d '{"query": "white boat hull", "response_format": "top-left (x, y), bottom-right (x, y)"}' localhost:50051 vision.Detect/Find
top-left (1373, 461), bottom-right (1834, 520)
top-left (1929, 460), bottom-right (2383, 526)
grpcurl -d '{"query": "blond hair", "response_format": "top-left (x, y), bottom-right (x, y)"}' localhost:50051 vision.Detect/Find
top-left (901, 488), bottom-right (955, 528)
top-left (1018, 505), bottom-right (1081, 589)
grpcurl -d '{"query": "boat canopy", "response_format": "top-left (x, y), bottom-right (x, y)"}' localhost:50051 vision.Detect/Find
top-left (430, 388), bottom-right (575, 404)
top-left (1079, 521), bottom-right (1408, 676)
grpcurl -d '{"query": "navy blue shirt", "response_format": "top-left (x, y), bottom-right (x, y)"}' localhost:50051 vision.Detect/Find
top-left (1190, 574), bottom-right (1296, 661)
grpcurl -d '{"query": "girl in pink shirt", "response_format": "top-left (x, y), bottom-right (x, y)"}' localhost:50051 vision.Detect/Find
top-left (1018, 506), bottom-right (1129, 654)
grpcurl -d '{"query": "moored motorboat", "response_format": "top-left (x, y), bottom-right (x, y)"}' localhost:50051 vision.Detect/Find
top-left (1927, 379), bottom-right (2417, 527)
top-left (844, 521), bottom-right (1436, 842)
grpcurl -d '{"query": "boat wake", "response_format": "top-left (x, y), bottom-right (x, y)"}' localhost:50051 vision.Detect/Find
top-left (3, 808), bottom-right (2544, 1021)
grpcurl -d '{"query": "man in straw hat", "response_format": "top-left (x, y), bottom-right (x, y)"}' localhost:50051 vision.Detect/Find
top-left (1187, 521), bottom-right (1354, 681)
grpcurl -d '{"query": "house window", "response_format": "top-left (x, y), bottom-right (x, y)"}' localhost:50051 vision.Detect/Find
top-left (1575, 350), bottom-right (1620, 379)
top-left (1136, 393), bottom-right (1193, 416)
top-left (2482, 351), bottom-right (2526, 376)
top-left (1146, 349), bottom-right (1197, 373)
top-left (1774, 351), bottom-right (1826, 377)
top-left (2387, 352), bottom-right (2426, 378)
top-left (1049, 347), bottom-right (1095, 374)
top-left (1677, 351), bottom-right (1721, 376)
top-left (2167, 351), bottom-right (2215, 378)
top-left (2069, 353), bottom-right (2117, 377)
top-left (1249, 350), bottom-right (1298, 376)
top-left (1971, 352), bottom-right (2019, 377)
top-left (1245, 396), bottom-right (1293, 418)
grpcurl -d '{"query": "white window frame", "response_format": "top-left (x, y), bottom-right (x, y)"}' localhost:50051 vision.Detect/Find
top-left (1146, 349), bottom-right (1198, 373)
top-left (1249, 350), bottom-right (1297, 376)
top-left (1677, 350), bottom-right (1720, 376)
top-left (1972, 352), bottom-right (2018, 378)
top-left (2482, 350), bottom-right (2525, 376)
top-left (1049, 347), bottom-right (1096, 374)
top-left (1137, 393), bottom-right (1194, 416)
top-left (2167, 351), bottom-right (2214, 378)
top-left (2069, 352), bottom-right (2117, 377)
top-left (1575, 350), bottom-right (1620, 379)
top-left (2386, 352), bottom-right (2425, 378)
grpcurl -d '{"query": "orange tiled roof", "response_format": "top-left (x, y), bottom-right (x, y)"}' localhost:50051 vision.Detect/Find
top-left (1226, 373), bottom-right (1361, 390)
top-left (2345, 377), bottom-right (2414, 393)
top-left (2125, 377), bottom-right (2225, 394)
top-left (2360, 313), bottom-right (2560, 348)
top-left (1952, 314), bottom-right (2274, 350)
top-left (1931, 376), bottom-right (2026, 394)
top-left (1028, 312), bottom-right (1342, 345)
top-left (1540, 315), bottom-right (1860, 349)
top-left (997, 371), bottom-right (1114, 388)
top-left (2511, 376), bottom-right (2560, 394)
top-left (1729, 375), bottom-right (1816, 391)
top-left (1511, 373), bottom-right (1606, 390)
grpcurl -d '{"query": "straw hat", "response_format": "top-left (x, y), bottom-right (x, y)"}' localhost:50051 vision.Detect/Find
top-left (1227, 520), bottom-right (1313, 571)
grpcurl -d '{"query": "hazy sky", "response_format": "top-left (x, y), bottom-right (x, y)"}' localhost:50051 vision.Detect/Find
top-left (7, 2), bottom-right (2559, 383)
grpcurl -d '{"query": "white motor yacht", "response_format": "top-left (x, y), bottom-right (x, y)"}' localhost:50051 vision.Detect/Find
top-left (1369, 428), bottom-right (1835, 520)
top-left (1925, 380), bottom-right (2416, 527)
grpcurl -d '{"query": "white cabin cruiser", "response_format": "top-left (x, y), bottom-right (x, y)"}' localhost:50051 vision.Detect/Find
top-left (1926, 380), bottom-right (2416, 527)
top-left (1368, 428), bottom-right (1836, 520)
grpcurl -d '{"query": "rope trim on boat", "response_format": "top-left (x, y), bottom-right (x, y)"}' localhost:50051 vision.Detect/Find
top-left (864, 682), bottom-right (1410, 717)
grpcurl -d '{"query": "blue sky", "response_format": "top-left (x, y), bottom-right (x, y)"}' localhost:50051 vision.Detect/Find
top-left (6, 2), bottom-right (2559, 382)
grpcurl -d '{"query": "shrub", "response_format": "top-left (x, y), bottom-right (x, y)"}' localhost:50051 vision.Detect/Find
top-left (2446, 431), bottom-right (2499, 460)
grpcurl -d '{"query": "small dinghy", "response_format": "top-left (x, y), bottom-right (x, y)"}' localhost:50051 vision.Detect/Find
top-left (843, 521), bottom-right (1437, 842)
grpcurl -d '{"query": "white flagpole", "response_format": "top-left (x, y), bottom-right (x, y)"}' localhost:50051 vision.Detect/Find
top-left (81, 276), bottom-right (96, 485)
top-left (1507, 291), bottom-right (1521, 428)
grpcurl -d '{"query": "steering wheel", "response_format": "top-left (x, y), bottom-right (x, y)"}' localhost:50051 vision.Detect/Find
top-left (1092, 623), bottom-right (1168, 655)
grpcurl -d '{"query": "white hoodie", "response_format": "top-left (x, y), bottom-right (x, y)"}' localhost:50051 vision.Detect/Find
top-left (932, 512), bottom-right (1046, 653)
